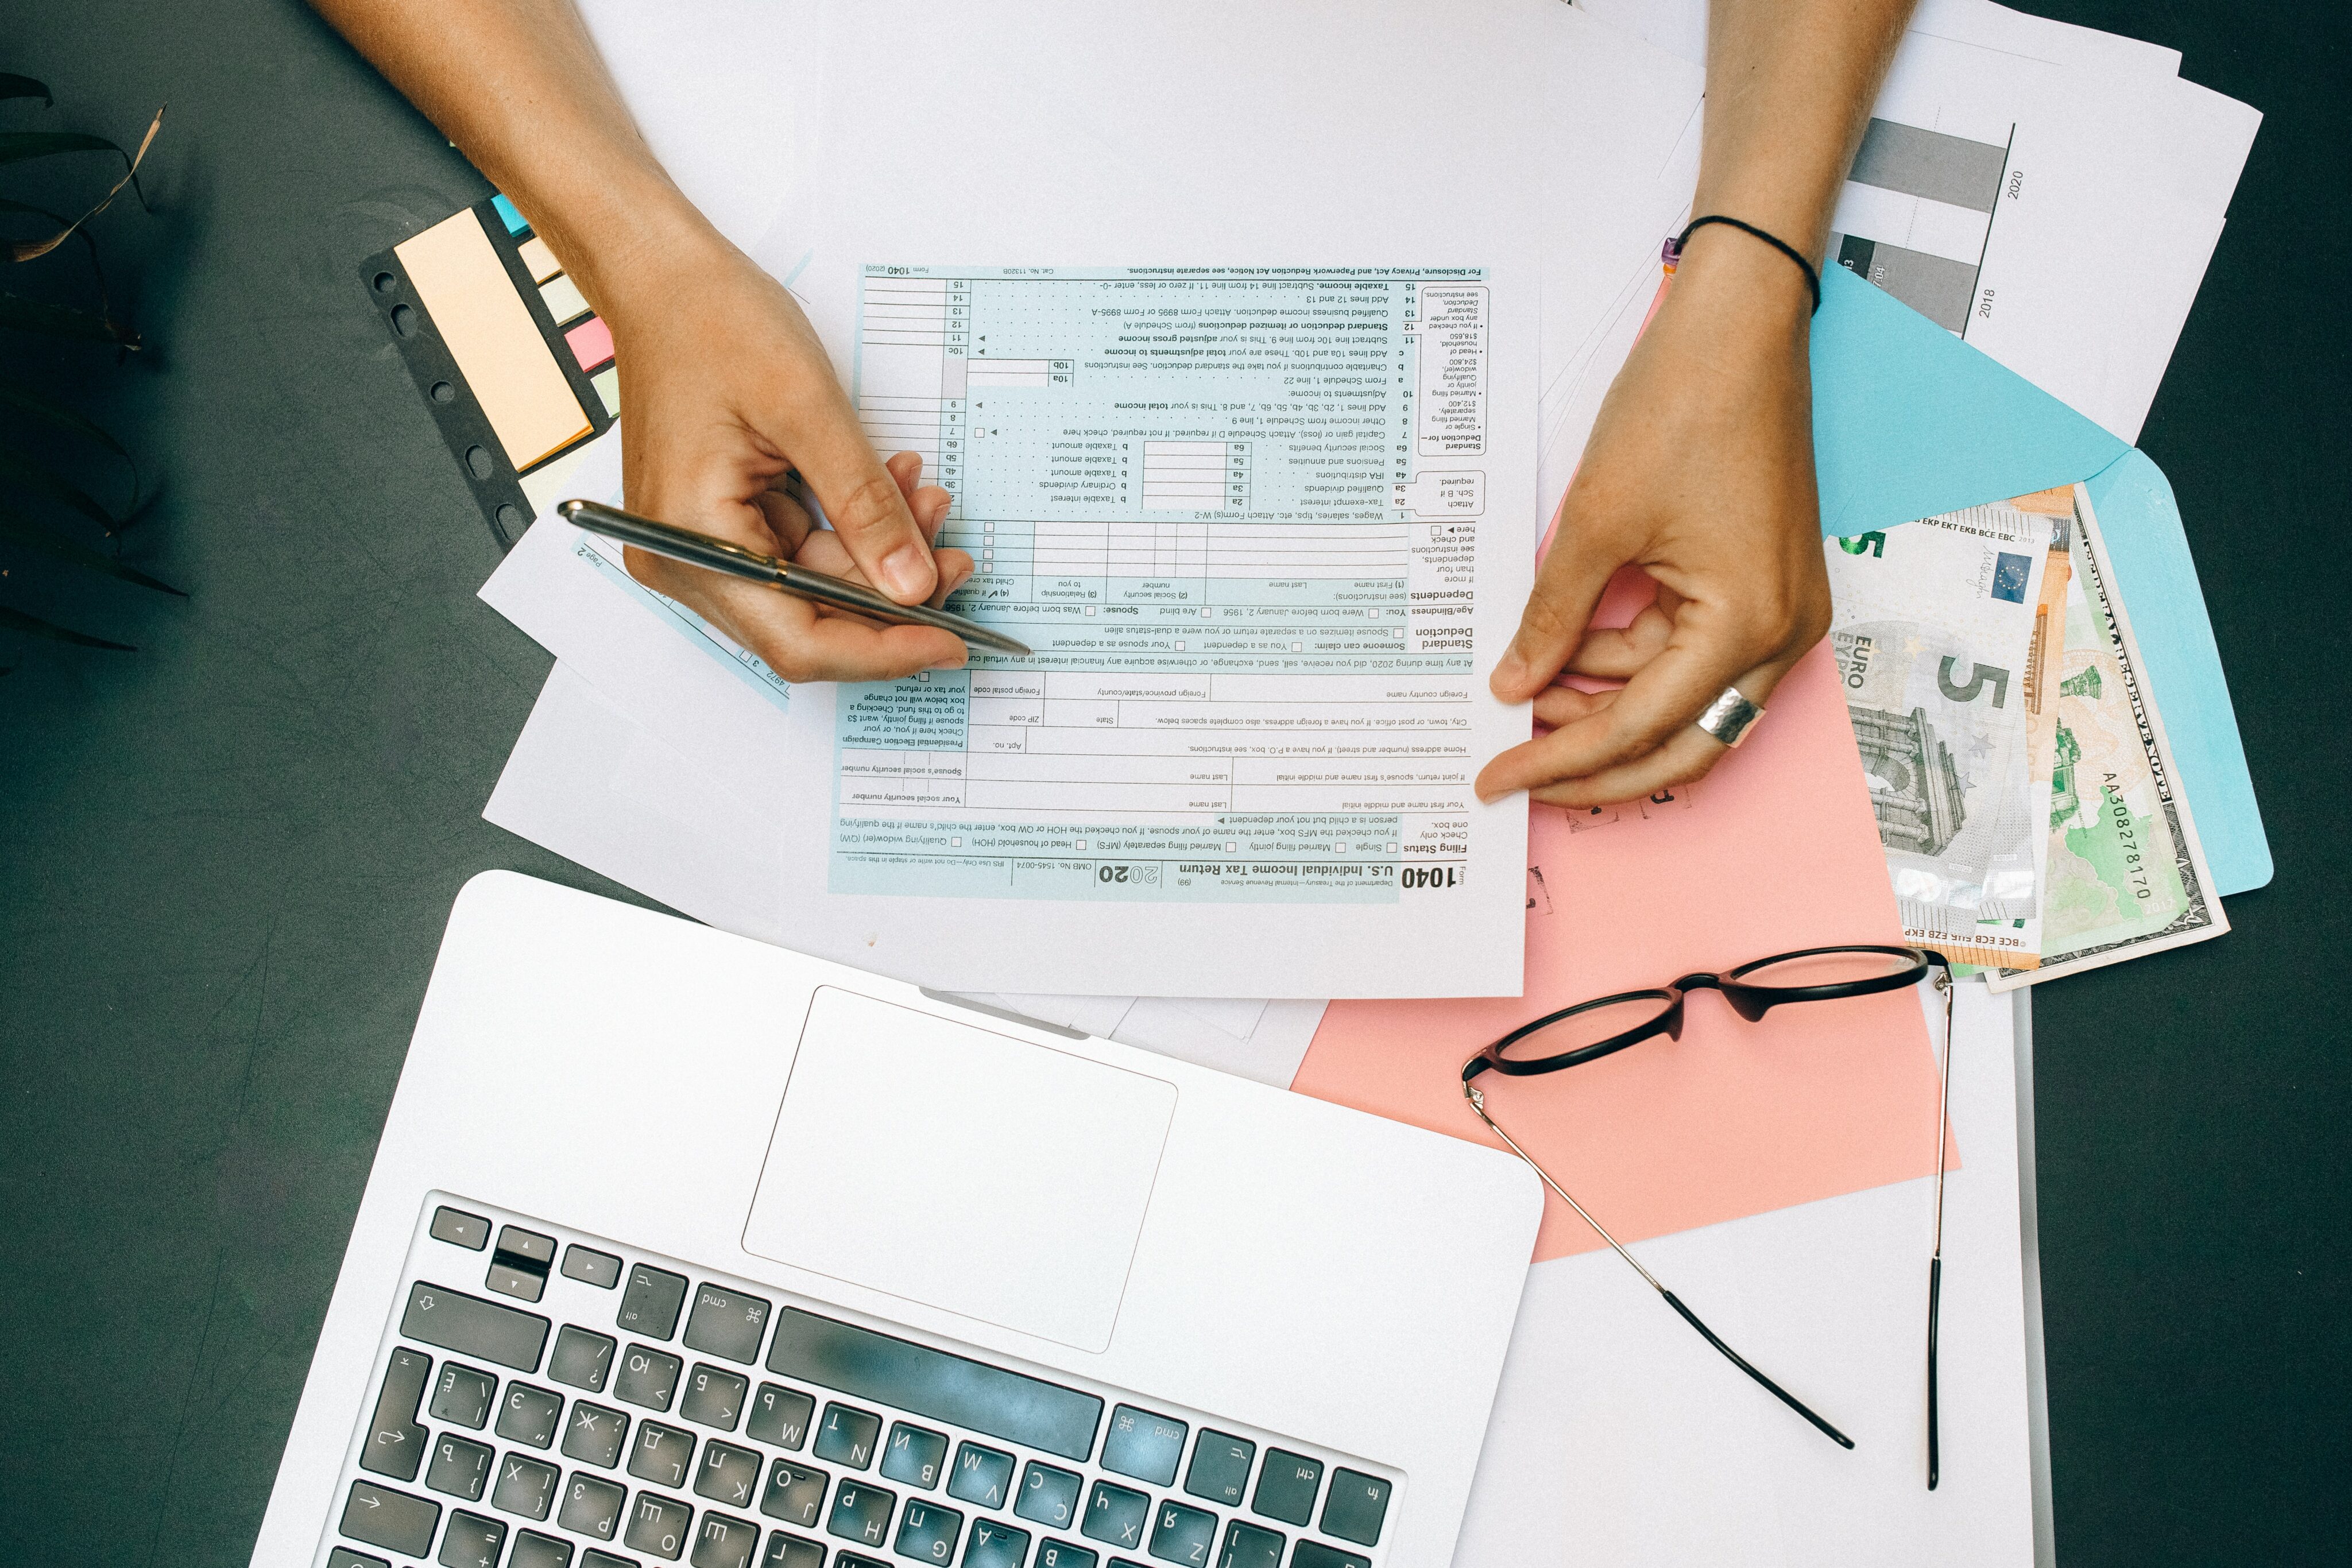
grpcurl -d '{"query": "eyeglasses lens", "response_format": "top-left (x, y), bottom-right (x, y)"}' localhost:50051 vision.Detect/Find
top-left (1496, 993), bottom-right (1677, 1059)
top-left (1735, 947), bottom-right (1920, 989)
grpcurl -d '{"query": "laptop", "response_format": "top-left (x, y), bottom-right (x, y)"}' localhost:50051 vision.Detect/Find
top-left (250, 872), bottom-right (1540, 1568)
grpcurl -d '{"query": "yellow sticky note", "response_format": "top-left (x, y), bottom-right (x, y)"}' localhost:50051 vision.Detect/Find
top-left (516, 234), bottom-right (563, 283)
top-left (396, 211), bottom-right (588, 470)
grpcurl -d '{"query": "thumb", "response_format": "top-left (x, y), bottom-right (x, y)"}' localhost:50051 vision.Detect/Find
top-left (788, 378), bottom-right (939, 605)
top-left (1492, 489), bottom-right (1633, 702)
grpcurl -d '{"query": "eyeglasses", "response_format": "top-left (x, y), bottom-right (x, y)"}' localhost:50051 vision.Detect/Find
top-left (1460, 944), bottom-right (1956, 1488)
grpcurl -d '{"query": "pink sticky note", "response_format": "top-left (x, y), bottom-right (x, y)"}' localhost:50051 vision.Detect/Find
top-left (564, 314), bottom-right (614, 373)
top-left (1293, 637), bottom-right (1952, 1263)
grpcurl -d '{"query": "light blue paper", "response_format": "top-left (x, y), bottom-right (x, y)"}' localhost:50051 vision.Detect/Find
top-left (1809, 263), bottom-right (2126, 539)
top-left (1805, 261), bottom-right (2270, 894)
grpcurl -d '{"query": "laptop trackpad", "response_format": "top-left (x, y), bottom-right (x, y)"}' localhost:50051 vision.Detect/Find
top-left (742, 987), bottom-right (1178, 1353)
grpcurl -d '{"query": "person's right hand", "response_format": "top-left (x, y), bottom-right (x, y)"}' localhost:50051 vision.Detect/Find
top-left (591, 227), bottom-right (974, 684)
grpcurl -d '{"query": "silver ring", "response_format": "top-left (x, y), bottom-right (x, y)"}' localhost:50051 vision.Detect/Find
top-left (1695, 686), bottom-right (1765, 748)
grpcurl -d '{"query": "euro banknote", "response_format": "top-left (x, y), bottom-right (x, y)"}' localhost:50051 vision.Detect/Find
top-left (1825, 500), bottom-right (2051, 970)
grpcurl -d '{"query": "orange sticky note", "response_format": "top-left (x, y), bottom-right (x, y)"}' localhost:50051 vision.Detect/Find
top-left (396, 211), bottom-right (589, 469)
top-left (1293, 607), bottom-right (1951, 1262)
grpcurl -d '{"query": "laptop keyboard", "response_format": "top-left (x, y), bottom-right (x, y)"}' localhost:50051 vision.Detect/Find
top-left (321, 1195), bottom-right (1399, 1568)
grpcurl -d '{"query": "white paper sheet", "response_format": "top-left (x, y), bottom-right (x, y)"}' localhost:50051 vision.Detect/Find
top-left (1578, 0), bottom-right (2183, 78)
top-left (1456, 983), bottom-right (2045, 1566)
top-left (483, 661), bottom-right (1329, 1082)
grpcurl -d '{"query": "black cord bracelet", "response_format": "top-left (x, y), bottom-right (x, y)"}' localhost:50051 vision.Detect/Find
top-left (1663, 214), bottom-right (1823, 313)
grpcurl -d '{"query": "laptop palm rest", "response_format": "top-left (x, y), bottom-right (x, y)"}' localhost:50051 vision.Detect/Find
top-left (742, 986), bottom-right (1179, 1353)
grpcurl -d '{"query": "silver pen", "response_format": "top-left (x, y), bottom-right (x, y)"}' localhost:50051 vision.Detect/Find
top-left (560, 498), bottom-right (1033, 658)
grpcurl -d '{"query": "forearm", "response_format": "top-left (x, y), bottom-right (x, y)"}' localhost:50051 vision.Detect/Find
top-left (1694, 0), bottom-right (1916, 264)
top-left (310, 0), bottom-right (718, 311)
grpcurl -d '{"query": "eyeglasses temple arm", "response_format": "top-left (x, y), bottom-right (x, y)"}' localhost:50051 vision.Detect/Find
top-left (1926, 961), bottom-right (1955, 1490)
top-left (1463, 1082), bottom-right (1855, 1451)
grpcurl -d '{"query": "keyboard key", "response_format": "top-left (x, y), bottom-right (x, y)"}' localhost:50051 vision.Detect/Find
top-left (1101, 1406), bottom-right (1187, 1488)
top-left (838, 1557), bottom-right (892, 1568)
top-left (428, 1434), bottom-right (494, 1501)
top-left (328, 1551), bottom-right (389, 1568)
top-left (747, 1384), bottom-right (814, 1449)
top-left (766, 1308), bottom-right (1102, 1464)
top-left (431, 1363), bottom-right (498, 1430)
top-left (626, 1490), bottom-right (695, 1561)
top-left (826, 1480), bottom-right (898, 1550)
top-left (964, 1520), bottom-right (1031, 1568)
top-left (815, 1402), bottom-right (882, 1469)
top-left (1248, 1451), bottom-right (1321, 1527)
top-left (491, 1227), bottom-right (558, 1303)
top-left (432, 1206), bottom-right (490, 1250)
top-left (948, 1442), bottom-right (1015, 1509)
top-left (402, 1282), bottom-right (551, 1373)
top-left (1147, 1501), bottom-right (1217, 1566)
top-left (1082, 1482), bottom-right (1149, 1552)
top-left (341, 1480), bottom-right (440, 1557)
top-left (1316, 1470), bottom-right (1390, 1547)
top-left (583, 1554), bottom-right (636, 1568)
top-left (494, 1452), bottom-right (561, 1520)
top-left (1215, 1522), bottom-right (1283, 1568)
top-left (559, 1472), bottom-right (627, 1540)
top-left (684, 1286), bottom-right (774, 1365)
top-left (881, 1422), bottom-right (949, 1489)
top-left (498, 1382), bottom-right (565, 1449)
top-left (551, 1326), bottom-right (618, 1392)
top-left (1037, 1542), bottom-right (1097, 1568)
top-left (359, 1346), bottom-right (432, 1482)
top-left (694, 1439), bottom-right (764, 1511)
top-left (895, 1499), bottom-right (965, 1564)
top-left (563, 1401), bottom-right (630, 1468)
top-left (565, 1245), bottom-right (624, 1288)
top-left (509, 1529), bottom-right (574, 1568)
top-left (628, 1420), bottom-right (699, 1488)
top-left (691, 1509), bottom-right (762, 1568)
top-left (682, 1364), bottom-right (751, 1431)
top-left (1288, 1544), bottom-right (1368, 1568)
top-left (489, 1260), bottom-right (550, 1303)
top-left (438, 1509), bottom-right (507, 1568)
top-left (758, 1459), bottom-right (829, 1528)
top-left (618, 1344), bottom-right (685, 1411)
top-left (1016, 1462), bottom-right (1083, 1529)
top-left (498, 1225), bottom-right (558, 1265)
top-left (760, 1531), bottom-right (825, 1568)
top-left (1182, 1433), bottom-right (1254, 1508)
top-left (620, 1264), bottom-right (691, 1340)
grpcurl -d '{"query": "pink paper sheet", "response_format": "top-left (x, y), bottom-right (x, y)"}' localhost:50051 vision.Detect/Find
top-left (1291, 637), bottom-right (1951, 1262)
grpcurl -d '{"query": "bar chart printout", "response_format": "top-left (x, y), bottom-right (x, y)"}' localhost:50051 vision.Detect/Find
top-left (1828, 115), bottom-right (2016, 334)
top-left (833, 264), bottom-right (1504, 904)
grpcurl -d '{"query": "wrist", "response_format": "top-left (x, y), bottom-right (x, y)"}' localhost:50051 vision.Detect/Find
top-left (1663, 223), bottom-right (1815, 344)
top-left (525, 163), bottom-right (734, 323)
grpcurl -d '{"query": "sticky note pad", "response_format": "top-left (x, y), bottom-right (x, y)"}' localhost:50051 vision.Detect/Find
top-left (517, 235), bottom-right (562, 283)
top-left (591, 365), bottom-right (620, 418)
top-left (490, 193), bottom-right (528, 235)
top-left (564, 315), bottom-right (615, 373)
top-left (395, 210), bottom-right (589, 469)
top-left (539, 273), bottom-right (591, 326)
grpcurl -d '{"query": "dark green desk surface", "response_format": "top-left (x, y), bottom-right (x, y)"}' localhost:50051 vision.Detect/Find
top-left (1, 2), bottom-right (2343, 1562)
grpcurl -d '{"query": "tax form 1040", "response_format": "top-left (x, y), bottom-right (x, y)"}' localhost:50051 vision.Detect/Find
top-left (777, 265), bottom-right (1537, 998)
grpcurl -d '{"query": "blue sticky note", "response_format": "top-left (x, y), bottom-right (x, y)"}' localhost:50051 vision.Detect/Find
top-left (490, 192), bottom-right (528, 235)
top-left (1802, 261), bottom-right (2269, 895)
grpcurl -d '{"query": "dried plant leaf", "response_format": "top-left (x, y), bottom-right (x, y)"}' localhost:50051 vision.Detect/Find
top-left (9, 104), bottom-right (163, 262)
top-left (0, 129), bottom-right (129, 166)
top-left (0, 505), bottom-right (181, 595)
top-left (0, 289), bottom-right (130, 344)
top-left (0, 74), bottom-right (53, 106)
top-left (0, 601), bottom-right (134, 651)
top-left (0, 381), bottom-right (131, 459)
top-left (0, 442), bottom-right (122, 531)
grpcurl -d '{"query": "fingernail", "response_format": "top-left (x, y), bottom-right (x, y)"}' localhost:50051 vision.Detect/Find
top-left (1491, 650), bottom-right (1526, 693)
top-left (879, 543), bottom-right (935, 602)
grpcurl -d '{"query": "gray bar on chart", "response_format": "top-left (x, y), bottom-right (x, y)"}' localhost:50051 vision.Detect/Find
top-left (1848, 118), bottom-right (2008, 213)
top-left (1831, 234), bottom-right (1979, 335)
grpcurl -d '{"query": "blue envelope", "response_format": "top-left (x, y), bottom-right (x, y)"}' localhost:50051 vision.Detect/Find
top-left (1804, 263), bottom-right (2270, 895)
